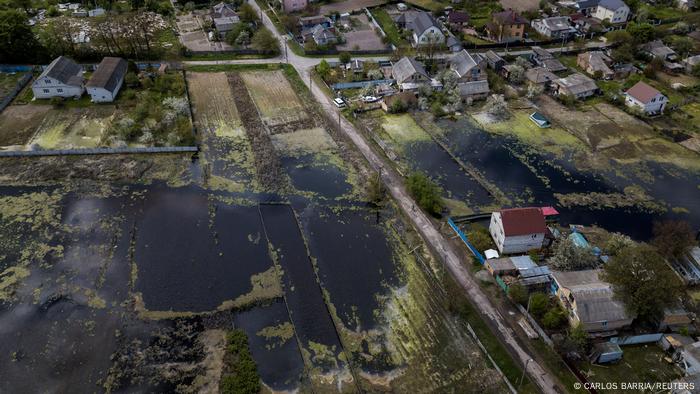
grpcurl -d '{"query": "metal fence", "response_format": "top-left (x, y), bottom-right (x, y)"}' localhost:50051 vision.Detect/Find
top-left (0, 146), bottom-right (198, 157)
top-left (447, 217), bottom-right (486, 264)
top-left (0, 73), bottom-right (32, 113)
top-left (331, 79), bottom-right (395, 90)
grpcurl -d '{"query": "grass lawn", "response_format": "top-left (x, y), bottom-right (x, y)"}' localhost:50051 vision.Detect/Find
top-left (462, 35), bottom-right (492, 45)
top-left (639, 4), bottom-right (685, 20)
top-left (575, 345), bottom-right (682, 391)
top-left (404, 0), bottom-right (444, 11)
top-left (370, 8), bottom-right (406, 47)
top-left (531, 340), bottom-right (580, 393)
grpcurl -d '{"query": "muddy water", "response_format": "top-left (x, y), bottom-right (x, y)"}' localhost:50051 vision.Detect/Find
top-left (134, 184), bottom-right (273, 312)
top-left (259, 204), bottom-right (348, 370)
top-left (437, 117), bottom-right (700, 239)
top-left (301, 205), bottom-right (399, 331)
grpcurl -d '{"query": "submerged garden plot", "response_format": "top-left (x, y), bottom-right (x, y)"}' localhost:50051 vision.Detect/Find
top-left (241, 70), bottom-right (309, 129)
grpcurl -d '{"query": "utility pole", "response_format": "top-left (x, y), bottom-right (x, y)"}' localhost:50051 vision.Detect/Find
top-left (338, 109), bottom-right (341, 131)
top-left (519, 358), bottom-right (533, 389)
top-left (284, 40), bottom-right (288, 63)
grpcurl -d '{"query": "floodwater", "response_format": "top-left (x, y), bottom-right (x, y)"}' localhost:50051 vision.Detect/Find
top-left (281, 154), bottom-right (352, 199)
top-left (435, 116), bottom-right (700, 239)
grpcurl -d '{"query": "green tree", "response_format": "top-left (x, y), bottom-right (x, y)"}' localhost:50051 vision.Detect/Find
top-left (0, 10), bottom-right (44, 63)
top-left (542, 306), bottom-right (567, 329)
top-left (251, 28), bottom-right (279, 54)
top-left (235, 30), bottom-right (251, 46)
top-left (508, 283), bottom-right (528, 306)
top-left (220, 330), bottom-right (260, 394)
top-left (567, 323), bottom-right (588, 352)
top-left (339, 51), bottom-right (352, 64)
top-left (652, 220), bottom-right (696, 260)
top-left (605, 30), bottom-right (632, 44)
top-left (602, 244), bottom-right (684, 322)
top-left (316, 59), bottom-right (331, 79)
top-left (528, 292), bottom-right (549, 318)
top-left (406, 172), bottom-right (444, 216)
top-left (225, 24), bottom-right (250, 46)
top-left (671, 37), bottom-right (694, 58)
top-left (467, 226), bottom-right (493, 253)
top-left (239, 3), bottom-right (258, 24)
top-left (693, 64), bottom-right (700, 78)
top-left (626, 23), bottom-right (656, 44)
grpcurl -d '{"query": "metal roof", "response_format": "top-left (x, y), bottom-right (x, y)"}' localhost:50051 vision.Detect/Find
top-left (86, 57), bottom-right (127, 92)
top-left (458, 80), bottom-right (489, 96)
top-left (38, 56), bottom-right (83, 87)
top-left (392, 57), bottom-right (428, 85)
top-left (450, 49), bottom-right (483, 78)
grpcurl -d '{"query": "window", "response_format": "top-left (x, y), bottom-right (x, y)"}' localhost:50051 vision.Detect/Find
top-left (45, 79), bottom-right (51, 84)
top-left (57, 88), bottom-right (63, 93)
top-left (43, 89), bottom-right (49, 93)
top-left (651, 97), bottom-right (655, 102)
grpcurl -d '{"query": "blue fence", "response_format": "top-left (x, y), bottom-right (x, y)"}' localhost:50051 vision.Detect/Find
top-left (447, 217), bottom-right (486, 264)
top-left (610, 333), bottom-right (663, 346)
top-left (0, 65), bottom-right (33, 73)
top-left (331, 79), bottom-right (395, 90)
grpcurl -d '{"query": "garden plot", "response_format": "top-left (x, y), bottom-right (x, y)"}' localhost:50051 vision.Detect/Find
top-left (241, 70), bottom-right (308, 128)
top-left (188, 72), bottom-right (243, 138)
top-left (0, 105), bottom-right (115, 150)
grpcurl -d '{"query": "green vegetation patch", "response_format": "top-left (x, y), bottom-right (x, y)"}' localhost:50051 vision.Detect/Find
top-left (256, 322), bottom-right (294, 350)
top-left (371, 9), bottom-right (405, 46)
top-left (380, 113), bottom-right (432, 148)
top-left (217, 266), bottom-right (283, 311)
top-left (220, 330), bottom-right (261, 394)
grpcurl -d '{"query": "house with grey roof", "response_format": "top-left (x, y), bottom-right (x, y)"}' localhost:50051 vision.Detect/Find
top-left (214, 15), bottom-right (240, 38)
top-left (32, 56), bottom-right (85, 99)
top-left (458, 80), bottom-right (490, 101)
top-left (212, 2), bottom-right (237, 18)
top-left (86, 57), bottom-right (127, 103)
top-left (684, 55), bottom-right (700, 74)
top-left (551, 269), bottom-right (633, 334)
top-left (553, 72), bottom-right (598, 99)
top-left (531, 16), bottom-right (576, 39)
top-left (577, 51), bottom-right (614, 79)
top-left (391, 57), bottom-right (430, 90)
top-left (643, 40), bottom-right (677, 61)
top-left (449, 49), bottom-right (487, 82)
top-left (395, 11), bottom-right (445, 47)
top-left (525, 67), bottom-right (557, 89)
top-left (311, 25), bottom-right (338, 46)
top-left (529, 47), bottom-right (567, 73)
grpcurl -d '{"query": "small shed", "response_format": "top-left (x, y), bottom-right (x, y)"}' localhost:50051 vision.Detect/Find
top-left (485, 258), bottom-right (517, 276)
top-left (589, 342), bottom-right (623, 364)
top-left (529, 112), bottom-right (550, 128)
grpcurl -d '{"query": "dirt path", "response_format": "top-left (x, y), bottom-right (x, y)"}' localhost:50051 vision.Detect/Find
top-left (227, 72), bottom-right (285, 192)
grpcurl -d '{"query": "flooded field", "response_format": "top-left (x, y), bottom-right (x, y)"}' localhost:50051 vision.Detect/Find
top-left (0, 66), bottom-right (507, 392)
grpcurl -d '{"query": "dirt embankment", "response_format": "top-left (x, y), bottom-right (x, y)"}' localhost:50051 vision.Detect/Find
top-left (227, 73), bottom-right (286, 193)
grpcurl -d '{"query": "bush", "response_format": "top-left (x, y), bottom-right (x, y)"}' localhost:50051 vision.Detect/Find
top-left (508, 283), bottom-right (528, 306)
top-left (220, 330), bottom-right (260, 394)
top-left (542, 306), bottom-right (567, 329)
top-left (251, 28), bottom-right (279, 54)
top-left (406, 172), bottom-right (444, 217)
top-left (49, 97), bottom-right (64, 107)
top-left (528, 292), bottom-right (549, 318)
top-left (467, 225), bottom-right (493, 253)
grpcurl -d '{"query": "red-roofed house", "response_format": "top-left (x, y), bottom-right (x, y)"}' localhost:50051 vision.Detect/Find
top-left (489, 208), bottom-right (547, 254)
top-left (624, 81), bottom-right (667, 115)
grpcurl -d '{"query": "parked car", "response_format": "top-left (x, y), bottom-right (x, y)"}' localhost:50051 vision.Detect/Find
top-left (362, 95), bottom-right (380, 103)
top-left (333, 97), bottom-right (346, 108)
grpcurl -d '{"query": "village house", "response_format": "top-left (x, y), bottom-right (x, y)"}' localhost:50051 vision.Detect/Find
top-left (280, 0), bottom-right (307, 12)
top-left (551, 269), bottom-right (633, 334)
top-left (683, 55), bottom-right (700, 74)
top-left (88, 7), bottom-right (105, 17)
top-left (678, 0), bottom-right (695, 10)
top-left (529, 47), bottom-right (567, 73)
top-left (489, 207), bottom-right (547, 254)
top-left (32, 56), bottom-right (85, 99)
top-left (577, 51), bottom-right (614, 79)
top-left (643, 40), bottom-right (678, 61)
top-left (458, 80), bottom-right (490, 101)
top-left (552, 73), bottom-right (599, 99)
top-left (531, 16), bottom-right (576, 39)
top-left (299, 15), bottom-right (331, 30)
top-left (449, 49), bottom-right (487, 82)
top-left (624, 81), bottom-right (668, 115)
top-left (447, 10), bottom-right (470, 30)
top-left (446, 36), bottom-right (463, 52)
top-left (392, 57), bottom-right (430, 91)
top-left (576, 0), bottom-right (629, 24)
top-left (86, 57), bottom-right (127, 103)
top-left (306, 25), bottom-right (338, 46)
top-left (214, 16), bottom-right (240, 38)
top-left (483, 50), bottom-right (505, 71)
top-left (395, 11), bottom-right (445, 47)
top-left (485, 10), bottom-right (528, 42)
top-left (212, 2), bottom-right (237, 18)
top-left (525, 67), bottom-right (557, 89)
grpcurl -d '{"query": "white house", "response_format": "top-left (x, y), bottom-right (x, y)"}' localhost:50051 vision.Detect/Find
top-left (86, 57), bottom-right (128, 103)
top-left (489, 207), bottom-right (547, 254)
top-left (624, 81), bottom-right (667, 115)
top-left (396, 11), bottom-right (445, 47)
top-left (32, 56), bottom-right (85, 99)
top-left (531, 16), bottom-right (576, 39)
top-left (592, 0), bottom-right (629, 23)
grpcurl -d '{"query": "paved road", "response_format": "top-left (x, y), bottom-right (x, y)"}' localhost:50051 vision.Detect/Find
top-left (188, 2), bottom-right (561, 392)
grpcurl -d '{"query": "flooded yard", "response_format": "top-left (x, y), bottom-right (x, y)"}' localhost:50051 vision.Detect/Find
top-left (0, 66), bottom-right (506, 392)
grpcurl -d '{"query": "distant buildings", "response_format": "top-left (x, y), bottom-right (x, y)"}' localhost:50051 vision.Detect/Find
top-left (551, 269), bottom-right (633, 333)
top-left (643, 40), bottom-right (678, 61)
top-left (552, 73), bottom-right (599, 99)
top-left (449, 50), bottom-right (490, 101)
top-left (530, 47), bottom-right (567, 73)
top-left (489, 207), bottom-right (547, 254)
top-left (86, 57), bottom-right (127, 103)
top-left (624, 81), bottom-right (668, 115)
top-left (485, 10), bottom-right (528, 43)
top-left (211, 2), bottom-right (240, 38)
top-left (32, 56), bottom-right (85, 99)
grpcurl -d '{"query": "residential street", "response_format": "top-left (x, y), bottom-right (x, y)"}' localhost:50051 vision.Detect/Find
top-left (183, 2), bottom-right (562, 392)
